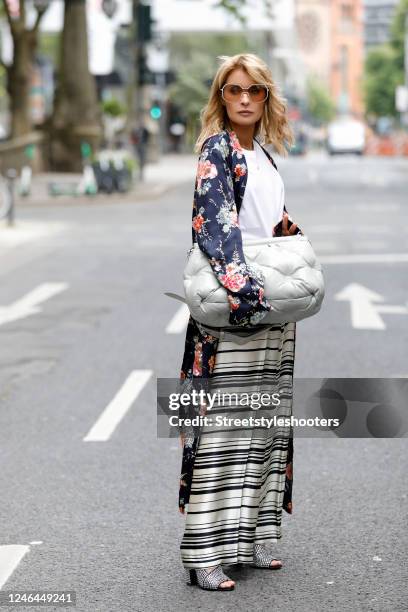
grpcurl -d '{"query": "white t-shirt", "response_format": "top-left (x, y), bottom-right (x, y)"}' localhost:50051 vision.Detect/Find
top-left (238, 139), bottom-right (285, 240)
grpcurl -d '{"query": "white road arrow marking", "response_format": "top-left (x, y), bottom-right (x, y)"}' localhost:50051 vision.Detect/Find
top-left (166, 304), bottom-right (190, 334)
top-left (0, 283), bottom-right (69, 327)
top-left (0, 545), bottom-right (30, 588)
top-left (334, 283), bottom-right (408, 329)
top-left (83, 369), bottom-right (153, 442)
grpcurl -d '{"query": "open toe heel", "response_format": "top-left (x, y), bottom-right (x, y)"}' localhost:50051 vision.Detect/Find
top-left (252, 543), bottom-right (283, 570)
top-left (186, 566), bottom-right (235, 591)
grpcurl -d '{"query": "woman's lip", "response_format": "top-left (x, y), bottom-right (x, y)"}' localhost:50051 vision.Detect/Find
top-left (238, 111), bottom-right (253, 115)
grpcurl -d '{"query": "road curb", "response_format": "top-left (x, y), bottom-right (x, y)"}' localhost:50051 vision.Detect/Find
top-left (13, 180), bottom-right (187, 209)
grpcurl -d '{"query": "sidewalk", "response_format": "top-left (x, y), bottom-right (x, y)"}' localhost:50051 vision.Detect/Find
top-left (14, 153), bottom-right (197, 208)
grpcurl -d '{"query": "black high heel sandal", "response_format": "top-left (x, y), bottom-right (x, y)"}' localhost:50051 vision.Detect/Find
top-left (187, 566), bottom-right (235, 591)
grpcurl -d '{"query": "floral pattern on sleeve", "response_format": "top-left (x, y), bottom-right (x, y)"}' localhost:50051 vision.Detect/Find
top-left (191, 133), bottom-right (272, 327)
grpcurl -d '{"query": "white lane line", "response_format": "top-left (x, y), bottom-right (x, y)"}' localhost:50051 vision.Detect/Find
top-left (313, 241), bottom-right (341, 251)
top-left (312, 226), bottom-right (392, 234)
top-left (0, 545), bottom-right (30, 588)
top-left (354, 241), bottom-right (389, 250)
top-left (320, 253), bottom-right (408, 264)
top-left (166, 304), bottom-right (190, 334)
top-left (83, 370), bottom-right (153, 442)
top-left (356, 203), bottom-right (400, 211)
top-left (0, 283), bottom-right (69, 327)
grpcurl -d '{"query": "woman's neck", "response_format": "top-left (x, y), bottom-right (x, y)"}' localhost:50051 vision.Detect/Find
top-left (228, 122), bottom-right (255, 150)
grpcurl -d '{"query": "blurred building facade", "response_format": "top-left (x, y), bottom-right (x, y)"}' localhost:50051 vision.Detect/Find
top-left (363, 0), bottom-right (399, 50)
top-left (295, 0), bottom-right (364, 117)
top-left (330, 0), bottom-right (364, 116)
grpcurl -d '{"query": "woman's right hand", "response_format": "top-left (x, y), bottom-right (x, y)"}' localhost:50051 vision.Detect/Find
top-left (282, 212), bottom-right (299, 236)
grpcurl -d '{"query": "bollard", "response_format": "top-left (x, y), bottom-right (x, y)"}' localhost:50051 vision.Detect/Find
top-left (5, 168), bottom-right (17, 226)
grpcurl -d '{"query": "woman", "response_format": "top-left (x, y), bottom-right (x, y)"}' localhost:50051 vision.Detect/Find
top-left (178, 53), bottom-right (302, 591)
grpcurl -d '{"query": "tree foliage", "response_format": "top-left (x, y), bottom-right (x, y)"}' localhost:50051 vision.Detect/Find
top-left (389, 0), bottom-right (408, 72)
top-left (363, 45), bottom-right (401, 117)
top-left (305, 76), bottom-right (336, 124)
top-left (363, 0), bottom-right (408, 117)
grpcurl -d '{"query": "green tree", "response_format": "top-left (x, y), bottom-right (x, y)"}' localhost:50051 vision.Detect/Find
top-left (389, 0), bottom-right (408, 72)
top-left (0, 0), bottom-right (49, 137)
top-left (362, 0), bottom-right (408, 118)
top-left (363, 45), bottom-right (401, 117)
top-left (305, 76), bottom-right (336, 124)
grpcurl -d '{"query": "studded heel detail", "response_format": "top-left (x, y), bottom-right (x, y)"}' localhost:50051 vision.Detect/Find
top-left (252, 543), bottom-right (283, 570)
top-left (187, 565), bottom-right (235, 590)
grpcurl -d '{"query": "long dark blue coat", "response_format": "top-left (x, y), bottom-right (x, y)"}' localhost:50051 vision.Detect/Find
top-left (178, 129), bottom-right (300, 515)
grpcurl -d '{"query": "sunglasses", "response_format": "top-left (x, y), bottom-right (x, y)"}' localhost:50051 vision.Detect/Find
top-left (220, 83), bottom-right (269, 103)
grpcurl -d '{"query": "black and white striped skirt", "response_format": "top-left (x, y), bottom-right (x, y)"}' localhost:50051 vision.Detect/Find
top-left (180, 321), bottom-right (296, 569)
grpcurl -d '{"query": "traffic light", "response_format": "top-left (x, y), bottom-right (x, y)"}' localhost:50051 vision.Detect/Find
top-left (136, 3), bottom-right (153, 42)
top-left (138, 53), bottom-right (153, 86)
top-left (164, 70), bottom-right (176, 86)
top-left (150, 102), bottom-right (161, 120)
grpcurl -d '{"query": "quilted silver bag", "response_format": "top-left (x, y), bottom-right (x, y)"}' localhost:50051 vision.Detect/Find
top-left (165, 234), bottom-right (325, 343)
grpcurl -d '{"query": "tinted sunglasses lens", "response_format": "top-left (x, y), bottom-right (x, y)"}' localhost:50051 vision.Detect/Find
top-left (249, 85), bottom-right (268, 101)
top-left (223, 84), bottom-right (242, 101)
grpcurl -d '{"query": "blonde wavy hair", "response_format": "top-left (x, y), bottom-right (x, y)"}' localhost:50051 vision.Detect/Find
top-left (195, 53), bottom-right (294, 156)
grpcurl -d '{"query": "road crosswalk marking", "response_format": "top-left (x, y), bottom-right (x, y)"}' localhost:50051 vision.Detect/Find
top-left (83, 369), bottom-right (153, 442)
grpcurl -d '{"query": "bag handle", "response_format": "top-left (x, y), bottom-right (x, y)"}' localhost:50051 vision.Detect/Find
top-left (164, 291), bottom-right (187, 304)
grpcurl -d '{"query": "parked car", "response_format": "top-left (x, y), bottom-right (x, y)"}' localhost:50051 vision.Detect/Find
top-left (326, 116), bottom-right (366, 155)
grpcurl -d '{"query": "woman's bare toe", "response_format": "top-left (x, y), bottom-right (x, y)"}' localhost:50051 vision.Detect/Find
top-left (220, 579), bottom-right (235, 588)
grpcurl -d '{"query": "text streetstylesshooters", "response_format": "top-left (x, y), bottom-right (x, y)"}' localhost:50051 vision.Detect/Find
top-left (169, 415), bottom-right (341, 428)
top-left (167, 390), bottom-right (341, 429)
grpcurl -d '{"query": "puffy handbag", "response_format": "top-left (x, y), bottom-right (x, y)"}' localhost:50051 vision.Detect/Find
top-left (165, 234), bottom-right (325, 344)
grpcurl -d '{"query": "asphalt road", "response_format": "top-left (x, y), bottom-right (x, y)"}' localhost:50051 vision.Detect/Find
top-left (0, 152), bottom-right (407, 612)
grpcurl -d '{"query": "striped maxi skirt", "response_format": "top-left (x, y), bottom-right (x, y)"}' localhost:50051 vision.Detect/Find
top-left (180, 321), bottom-right (296, 569)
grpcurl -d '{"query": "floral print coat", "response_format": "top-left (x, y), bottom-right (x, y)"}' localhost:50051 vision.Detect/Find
top-left (178, 128), bottom-right (298, 515)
